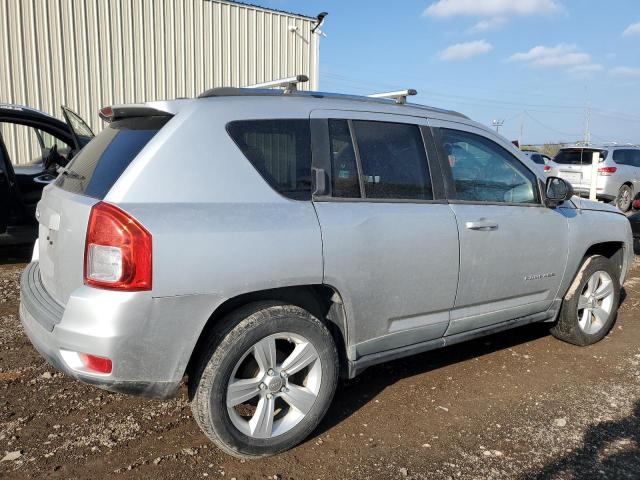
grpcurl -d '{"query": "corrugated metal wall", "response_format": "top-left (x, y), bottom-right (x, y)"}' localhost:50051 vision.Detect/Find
top-left (0, 0), bottom-right (319, 165)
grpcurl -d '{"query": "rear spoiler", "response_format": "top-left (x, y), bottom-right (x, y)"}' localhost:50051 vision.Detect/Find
top-left (99, 105), bottom-right (172, 123)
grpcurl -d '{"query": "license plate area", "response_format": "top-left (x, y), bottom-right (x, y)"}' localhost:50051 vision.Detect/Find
top-left (559, 171), bottom-right (581, 184)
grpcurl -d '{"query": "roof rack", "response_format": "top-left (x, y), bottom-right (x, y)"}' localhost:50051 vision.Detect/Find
top-left (245, 74), bottom-right (309, 93)
top-left (368, 89), bottom-right (417, 105)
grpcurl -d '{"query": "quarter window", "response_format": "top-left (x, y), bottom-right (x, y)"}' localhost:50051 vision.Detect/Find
top-left (440, 129), bottom-right (539, 204)
top-left (227, 120), bottom-right (312, 200)
top-left (351, 121), bottom-right (432, 200)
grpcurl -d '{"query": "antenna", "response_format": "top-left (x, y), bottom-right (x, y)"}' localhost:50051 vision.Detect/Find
top-left (368, 89), bottom-right (417, 105)
top-left (244, 75), bottom-right (309, 93)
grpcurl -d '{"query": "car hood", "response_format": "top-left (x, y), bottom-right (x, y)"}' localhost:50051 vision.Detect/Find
top-left (570, 197), bottom-right (622, 214)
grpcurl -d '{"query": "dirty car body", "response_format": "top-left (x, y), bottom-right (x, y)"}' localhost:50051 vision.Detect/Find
top-left (19, 89), bottom-right (634, 456)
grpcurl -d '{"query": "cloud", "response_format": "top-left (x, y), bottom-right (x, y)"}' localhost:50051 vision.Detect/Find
top-left (611, 66), bottom-right (640, 77)
top-left (438, 40), bottom-right (493, 60)
top-left (468, 17), bottom-right (507, 33)
top-left (568, 64), bottom-right (604, 74)
top-left (509, 43), bottom-right (598, 71)
top-left (424, 0), bottom-right (561, 18)
top-left (623, 22), bottom-right (640, 36)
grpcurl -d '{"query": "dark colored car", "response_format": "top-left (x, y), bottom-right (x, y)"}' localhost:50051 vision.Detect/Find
top-left (0, 104), bottom-right (93, 245)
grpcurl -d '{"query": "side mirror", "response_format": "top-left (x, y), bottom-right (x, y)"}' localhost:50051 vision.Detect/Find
top-left (544, 176), bottom-right (574, 207)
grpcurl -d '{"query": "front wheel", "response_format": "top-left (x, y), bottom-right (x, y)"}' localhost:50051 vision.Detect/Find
top-left (190, 303), bottom-right (339, 458)
top-left (616, 184), bottom-right (633, 212)
top-left (551, 255), bottom-right (620, 346)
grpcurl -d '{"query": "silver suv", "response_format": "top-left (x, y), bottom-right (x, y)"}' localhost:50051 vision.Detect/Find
top-left (20, 87), bottom-right (634, 458)
top-left (549, 145), bottom-right (640, 211)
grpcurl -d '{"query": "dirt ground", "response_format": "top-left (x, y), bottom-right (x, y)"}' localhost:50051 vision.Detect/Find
top-left (1, 247), bottom-right (639, 480)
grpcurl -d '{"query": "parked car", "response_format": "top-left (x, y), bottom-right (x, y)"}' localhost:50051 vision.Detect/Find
top-left (522, 150), bottom-right (555, 175)
top-left (19, 88), bottom-right (633, 458)
top-left (629, 211), bottom-right (640, 253)
top-left (0, 104), bottom-right (93, 245)
top-left (547, 145), bottom-right (640, 212)
top-left (632, 192), bottom-right (640, 210)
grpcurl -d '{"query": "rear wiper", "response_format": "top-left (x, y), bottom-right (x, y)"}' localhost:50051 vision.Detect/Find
top-left (58, 167), bottom-right (85, 180)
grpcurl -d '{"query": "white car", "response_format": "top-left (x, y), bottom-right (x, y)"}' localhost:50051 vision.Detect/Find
top-left (522, 150), bottom-right (555, 175)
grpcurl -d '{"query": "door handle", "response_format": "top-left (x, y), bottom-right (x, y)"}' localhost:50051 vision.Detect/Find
top-left (465, 219), bottom-right (498, 231)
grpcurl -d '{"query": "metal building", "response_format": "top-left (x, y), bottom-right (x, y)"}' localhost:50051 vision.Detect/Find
top-left (0, 0), bottom-right (320, 164)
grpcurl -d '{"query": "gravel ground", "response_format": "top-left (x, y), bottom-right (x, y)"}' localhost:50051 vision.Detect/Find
top-left (1, 251), bottom-right (639, 480)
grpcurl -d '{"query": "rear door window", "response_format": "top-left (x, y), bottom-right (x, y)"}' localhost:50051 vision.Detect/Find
top-left (328, 119), bottom-right (360, 198)
top-left (227, 119), bottom-right (312, 200)
top-left (351, 120), bottom-right (432, 200)
top-left (56, 116), bottom-right (170, 199)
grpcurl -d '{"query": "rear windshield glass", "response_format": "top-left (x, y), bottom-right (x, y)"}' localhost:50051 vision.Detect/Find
top-left (553, 148), bottom-right (607, 165)
top-left (55, 116), bottom-right (170, 198)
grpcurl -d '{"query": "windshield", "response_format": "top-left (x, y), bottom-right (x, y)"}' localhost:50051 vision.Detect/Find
top-left (553, 148), bottom-right (607, 165)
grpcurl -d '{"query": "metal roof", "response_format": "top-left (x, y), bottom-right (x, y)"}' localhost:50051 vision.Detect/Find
top-left (213, 0), bottom-right (317, 20)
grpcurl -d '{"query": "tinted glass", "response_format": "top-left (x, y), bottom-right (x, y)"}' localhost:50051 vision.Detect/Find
top-left (328, 119), bottom-right (360, 198)
top-left (530, 154), bottom-right (544, 165)
top-left (56, 116), bottom-right (170, 198)
top-left (612, 149), bottom-right (640, 167)
top-left (227, 120), bottom-right (312, 200)
top-left (352, 121), bottom-right (432, 200)
top-left (553, 148), bottom-right (607, 164)
top-left (441, 129), bottom-right (539, 204)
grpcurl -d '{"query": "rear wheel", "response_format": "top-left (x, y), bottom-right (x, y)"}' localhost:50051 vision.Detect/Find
top-left (616, 184), bottom-right (633, 212)
top-left (551, 255), bottom-right (620, 346)
top-left (190, 303), bottom-right (338, 458)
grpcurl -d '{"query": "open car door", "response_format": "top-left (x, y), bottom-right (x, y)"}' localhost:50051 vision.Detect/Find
top-left (61, 107), bottom-right (94, 150)
top-left (0, 132), bottom-right (13, 234)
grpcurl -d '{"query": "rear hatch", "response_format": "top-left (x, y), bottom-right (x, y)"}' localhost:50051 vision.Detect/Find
top-left (37, 114), bottom-right (171, 305)
top-left (552, 148), bottom-right (607, 188)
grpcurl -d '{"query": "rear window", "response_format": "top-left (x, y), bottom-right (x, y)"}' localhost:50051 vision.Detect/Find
top-left (227, 119), bottom-right (312, 200)
top-left (553, 148), bottom-right (607, 165)
top-left (56, 116), bottom-right (170, 198)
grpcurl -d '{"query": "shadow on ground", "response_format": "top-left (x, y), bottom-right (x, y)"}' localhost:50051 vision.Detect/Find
top-left (0, 245), bottom-right (32, 265)
top-left (522, 400), bottom-right (640, 480)
top-left (317, 321), bottom-right (552, 435)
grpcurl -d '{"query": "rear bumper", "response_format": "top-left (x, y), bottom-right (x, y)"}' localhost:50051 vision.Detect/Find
top-left (19, 262), bottom-right (181, 399)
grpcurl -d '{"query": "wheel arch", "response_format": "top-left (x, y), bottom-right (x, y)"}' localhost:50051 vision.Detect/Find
top-left (185, 284), bottom-right (350, 385)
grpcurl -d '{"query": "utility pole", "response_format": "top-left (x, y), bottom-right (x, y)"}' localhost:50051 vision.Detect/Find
top-left (492, 119), bottom-right (504, 133)
top-left (583, 104), bottom-right (591, 145)
top-left (519, 112), bottom-right (524, 148)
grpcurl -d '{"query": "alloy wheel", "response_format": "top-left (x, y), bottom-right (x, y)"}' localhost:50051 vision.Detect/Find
top-left (577, 270), bottom-right (615, 335)
top-left (226, 332), bottom-right (322, 439)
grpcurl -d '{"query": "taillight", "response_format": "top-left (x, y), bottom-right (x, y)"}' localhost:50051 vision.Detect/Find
top-left (84, 202), bottom-right (152, 291)
top-left (598, 166), bottom-right (617, 175)
top-left (543, 165), bottom-right (552, 172)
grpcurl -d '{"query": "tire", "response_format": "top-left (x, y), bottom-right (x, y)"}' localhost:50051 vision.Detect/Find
top-left (190, 302), bottom-right (339, 458)
top-left (551, 255), bottom-right (620, 346)
top-left (616, 184), bottom-right (633, 212)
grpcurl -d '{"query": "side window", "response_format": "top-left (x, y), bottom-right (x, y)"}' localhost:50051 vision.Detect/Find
top-left (440, 129), bottom-right (540, 204)
top-left (328, 119), bottom-right (360, 198)
top-left (634, 150), bottom-right (640, 168)
top-left (530, 154), bottom-right (544, 165)
top-left (227, 119), bottom-right (312, 200)
top-left (612, 150), bottom-right (629, 165)
top-left (351, 120), bottom-right (432, 200)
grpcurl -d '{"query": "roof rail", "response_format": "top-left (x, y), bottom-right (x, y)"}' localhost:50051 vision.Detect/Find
top-left (368, 89), bottom-right (417, 105)
top-left (245, 74), bottom-right (309, 93)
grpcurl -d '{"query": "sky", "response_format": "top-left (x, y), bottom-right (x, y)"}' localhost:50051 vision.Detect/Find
top-left (258, 0), bottom-right (640, 146)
